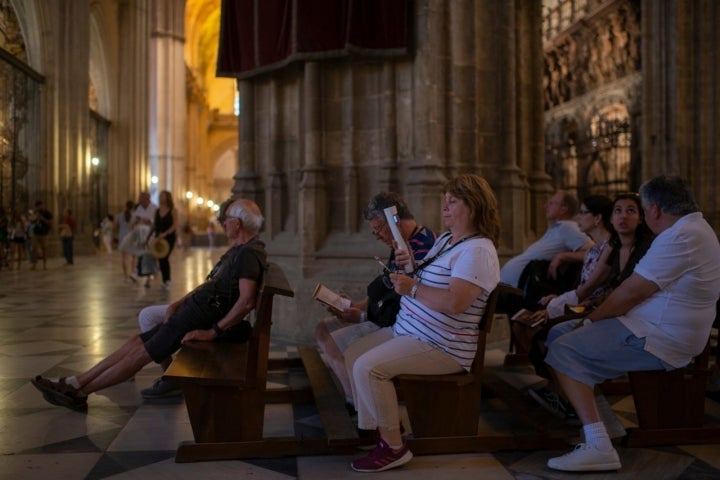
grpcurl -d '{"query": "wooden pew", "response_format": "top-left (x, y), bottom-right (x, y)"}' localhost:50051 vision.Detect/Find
top-left (394, 287), bottom-right (570, 454)
top-left (163, 262), bottom-right (361, 462)
top-left (624, 338), bottom-right (720, 447)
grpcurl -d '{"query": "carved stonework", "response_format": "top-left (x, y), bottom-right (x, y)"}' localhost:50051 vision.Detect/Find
top-left (0, 0), bottom-right (26, 61)
top-left (543, 0), bottom-right (640, 109)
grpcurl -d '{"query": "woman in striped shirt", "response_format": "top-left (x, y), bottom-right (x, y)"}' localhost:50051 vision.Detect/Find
top-left (347, 174), bottom-right (501, 473)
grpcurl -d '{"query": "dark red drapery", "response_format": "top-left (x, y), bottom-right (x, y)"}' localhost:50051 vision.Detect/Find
top-left (217, 0), bottom-right (412, 79)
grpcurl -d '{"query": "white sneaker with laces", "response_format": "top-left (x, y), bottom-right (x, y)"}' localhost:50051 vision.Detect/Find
top-left (547, 443), bottom-right (621, 471)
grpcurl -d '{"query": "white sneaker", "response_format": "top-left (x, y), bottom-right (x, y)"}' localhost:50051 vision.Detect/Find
top-left (547, 443), bottom-right (621, 471)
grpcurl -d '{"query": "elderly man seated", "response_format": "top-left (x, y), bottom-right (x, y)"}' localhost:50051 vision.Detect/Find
top-left (543, 175), bottom-right (720, 472)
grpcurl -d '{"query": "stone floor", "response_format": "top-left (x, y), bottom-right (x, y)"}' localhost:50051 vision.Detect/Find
top-left (0, 248), bottom-right (718, 480)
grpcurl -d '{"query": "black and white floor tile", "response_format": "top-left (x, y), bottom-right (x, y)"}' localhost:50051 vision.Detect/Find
top-left (0, 249), bottom-right (718, 479)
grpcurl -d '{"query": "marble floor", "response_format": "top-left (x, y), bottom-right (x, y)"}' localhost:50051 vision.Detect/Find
top-left (0, 248), bottom-right (718, 480)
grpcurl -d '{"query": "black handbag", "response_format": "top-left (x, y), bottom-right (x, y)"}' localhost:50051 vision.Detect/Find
top-left (366, 232), bottom-right (480, 328)
top-left (366, 274), bottom-right (402, 328)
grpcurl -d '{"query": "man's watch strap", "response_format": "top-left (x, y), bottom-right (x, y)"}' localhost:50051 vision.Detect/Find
top-left (211, 323), bottom-right (224, 336)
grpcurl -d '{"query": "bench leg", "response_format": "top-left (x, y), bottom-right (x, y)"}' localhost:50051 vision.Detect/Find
top-left (399, 380), bottom-right (481, 437)
top-left (182, 384), bottom-right (265, 443)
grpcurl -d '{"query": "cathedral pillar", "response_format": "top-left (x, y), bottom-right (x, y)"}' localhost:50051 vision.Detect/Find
top-left (298, 61), bottom-right (327, 266)
top-left (233, 79), bottom-right (262, 200)
top-left (43, 1), bottom-right (90, 232)
top-left (406, 0), bottom-right (450, 233)
top-left (149, 0), bottom-right (185, 202)
top-left (475, 0), bottom-right (549, 258)
top-left (642, 0), bottom-right (720, 228)
top-left (112, 0), bottom-right (150, 208)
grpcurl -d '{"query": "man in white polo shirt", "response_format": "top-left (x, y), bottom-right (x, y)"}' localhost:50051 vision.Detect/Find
top-left (544, 175), bottom-right (720, 472)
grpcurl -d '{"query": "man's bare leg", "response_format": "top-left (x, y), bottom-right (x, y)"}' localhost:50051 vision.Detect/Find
top-left (76, 335), bottom-right (152, 394)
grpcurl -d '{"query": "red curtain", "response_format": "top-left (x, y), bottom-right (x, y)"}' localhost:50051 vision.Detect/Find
top-left (217, 0), bottom-right (411, 79)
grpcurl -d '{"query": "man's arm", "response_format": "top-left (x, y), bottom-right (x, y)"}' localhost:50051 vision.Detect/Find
top-left (548, 240), bottom-right (594, 278)
top-left (586, 272), bottom-right (659, 322)
top-left (181, 277), bottom-right (259, 343)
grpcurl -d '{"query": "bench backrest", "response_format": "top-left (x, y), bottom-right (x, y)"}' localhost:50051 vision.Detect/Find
top-left (469, 287), bottom-right (500, 377)
top-left (245, 262), bottom-right (294, 386)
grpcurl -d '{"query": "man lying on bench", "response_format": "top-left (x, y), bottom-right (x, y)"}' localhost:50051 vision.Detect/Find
top-left (31, 198), bottom-right (267, 412)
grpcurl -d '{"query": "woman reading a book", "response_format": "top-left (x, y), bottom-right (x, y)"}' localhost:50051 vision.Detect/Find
top-left (344, 174), bottom-right (500, 473)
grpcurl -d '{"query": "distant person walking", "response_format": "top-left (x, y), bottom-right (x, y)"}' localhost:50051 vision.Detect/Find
top-left (30, 200), bottom-right (52, 271)
top-left (116, 200), bottom-right (136, 282)
top-left (147, 190), bottom-right (178, 290)
top-left (58, 208), bottom-right (75, 265)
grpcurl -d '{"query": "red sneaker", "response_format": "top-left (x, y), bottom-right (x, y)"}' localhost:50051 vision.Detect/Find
top-left (351, 439), bottom-right (413, 472)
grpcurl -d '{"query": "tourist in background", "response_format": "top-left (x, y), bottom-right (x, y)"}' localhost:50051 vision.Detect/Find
top-left (147, 190), bottom-right (178, 290)
top-left (58, 208), bottom-right (75, 265)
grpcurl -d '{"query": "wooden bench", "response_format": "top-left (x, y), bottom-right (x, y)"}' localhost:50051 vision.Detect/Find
top-left (394, 287), bottom-right (569, 454)
top-left (624, 337), bottom-right (720, 447)
top-left (163, 262), bottom-right (361, 462)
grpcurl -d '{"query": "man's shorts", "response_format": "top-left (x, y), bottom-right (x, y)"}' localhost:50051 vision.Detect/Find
top-left (140, 303), bottom-right (207, 363)
top-left (544, 318), bottom-right (669, 387)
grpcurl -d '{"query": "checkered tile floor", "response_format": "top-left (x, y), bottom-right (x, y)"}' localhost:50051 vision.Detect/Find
top-left (0, 248), bottom-right (718, 479)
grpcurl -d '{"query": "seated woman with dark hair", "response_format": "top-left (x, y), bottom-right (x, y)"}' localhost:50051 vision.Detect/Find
top-left (511, 194), bottom-right (614, 355)
top-left (527, 192), bottom-right (655, 424)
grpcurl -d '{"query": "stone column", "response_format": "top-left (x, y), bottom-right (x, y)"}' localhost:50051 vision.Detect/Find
top-left (515, 0), bottom-right (553, 239)
top-left (232, 79), bottom-right (262, 200)
top-left (448, 0), bottom-right (475, 176)
top-left (378, 63), bottom-right (398, 194)
top-left (407, 0), bottom-right (449, 234)
top-left (266, 78), bottom-right (287, 239)
top-left (641, 0), bottom-right (678, 176)
top-left (45, 1), bottom-right (91, 233)
top-left (298, 61), bottom-right (327, 265)
top-left (149, 0), bottom-right (185, 202)
top-left (674, 0), bottom-right (719, 227)
top-left (113, 0), bottom-right (149, 205)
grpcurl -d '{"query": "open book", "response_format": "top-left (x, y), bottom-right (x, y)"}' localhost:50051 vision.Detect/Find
top-left (312, 283), bottom-right (352, 312)
top-left (510, 308), bottom-right (546, 328)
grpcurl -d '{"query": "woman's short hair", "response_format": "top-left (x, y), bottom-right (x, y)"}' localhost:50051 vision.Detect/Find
top-left (443, 174), bottom-right (501, 246)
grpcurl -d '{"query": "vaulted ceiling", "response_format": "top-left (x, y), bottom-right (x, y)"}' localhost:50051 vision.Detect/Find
top-left (185, 0), bottom-right (235, 114)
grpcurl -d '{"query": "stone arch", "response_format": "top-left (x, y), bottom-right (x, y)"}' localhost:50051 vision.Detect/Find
top-left (88, 9), bottom-right (113, 118)
top-left (212, 147), bottom-right (236, 202)
top-left (209, 134), bottom-right (239, 202)
top-left (545, 114), bottom-right (582, 191)
top-left (8, 0), bottom-right (39, 69)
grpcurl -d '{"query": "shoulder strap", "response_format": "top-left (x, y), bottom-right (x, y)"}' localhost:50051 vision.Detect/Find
top-left (412, 232), bottom-right (479, 275)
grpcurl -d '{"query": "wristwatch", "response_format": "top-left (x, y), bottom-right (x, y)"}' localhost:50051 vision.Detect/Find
top-left (409, 282), bottom-right (419, 299)
top-left (211, 323), bottom-right (224, 336)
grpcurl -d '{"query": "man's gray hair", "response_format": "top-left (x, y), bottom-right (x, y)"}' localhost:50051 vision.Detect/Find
top-left (363, 192), bottom-right (414, 221)
top-left (226, 199), bottom-right (264, 232)
top-left (639, 175), bottom-right (699, 216)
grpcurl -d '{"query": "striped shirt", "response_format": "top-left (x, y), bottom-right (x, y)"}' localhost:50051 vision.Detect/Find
top-left (393, 233), bottom-right (500, 370)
